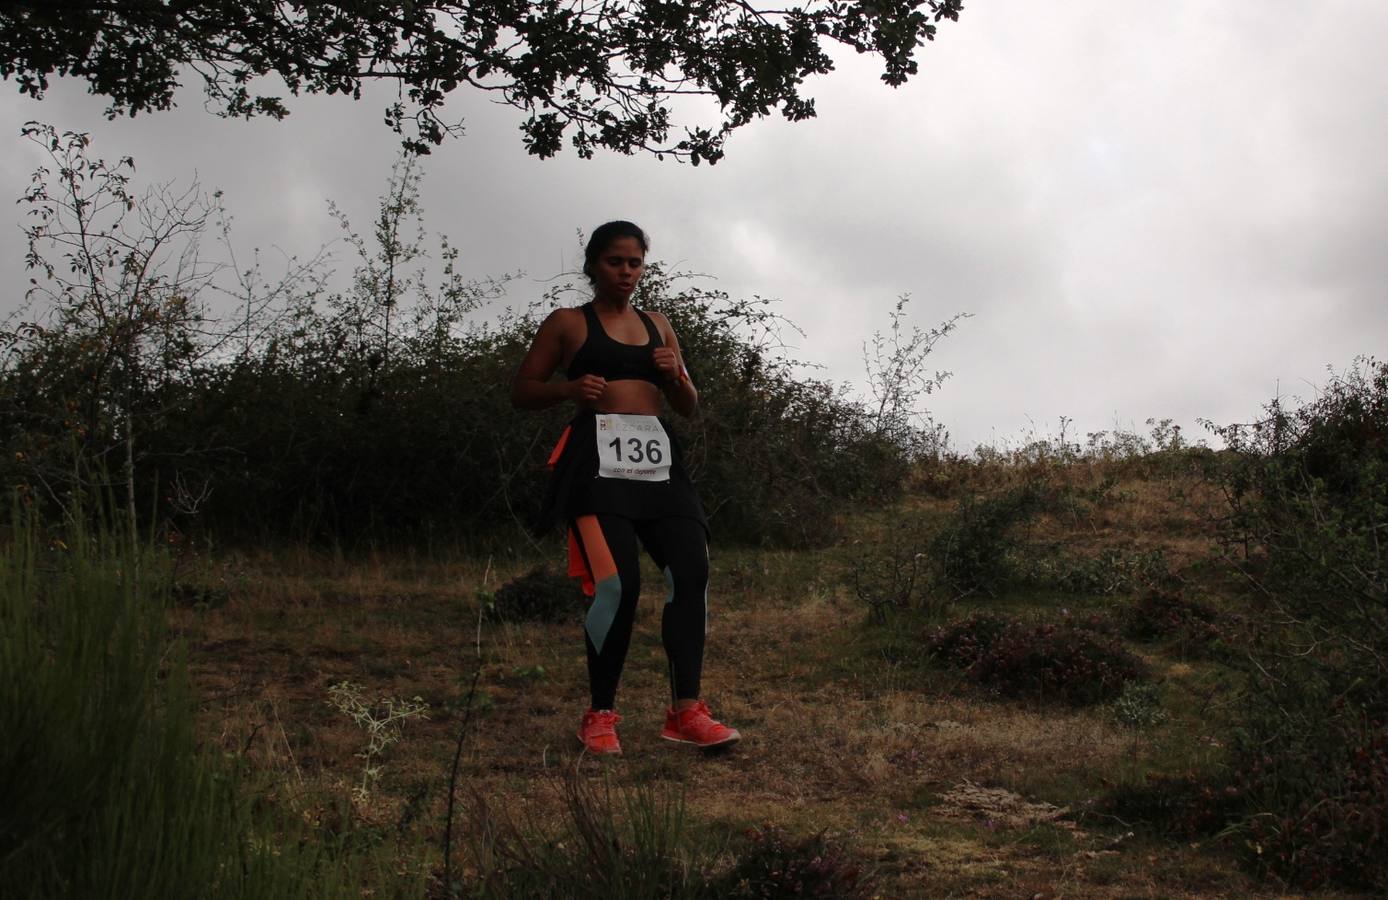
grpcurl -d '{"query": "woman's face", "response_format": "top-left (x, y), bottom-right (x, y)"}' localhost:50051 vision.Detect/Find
top-left (591, 236), bottom-right (646, 302)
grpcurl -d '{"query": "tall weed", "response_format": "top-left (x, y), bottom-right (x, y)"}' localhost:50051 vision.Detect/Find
top-left (0, 513), bottom-right (378, 898)
top-left (461, 770), bottom-right (716, 899)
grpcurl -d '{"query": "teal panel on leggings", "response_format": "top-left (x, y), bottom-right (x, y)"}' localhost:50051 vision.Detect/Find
top-left (704, 546), bottom-right (710, 633)
top-left (663, 565), bottom-right (709, 632)
top-left (586, 574), bottom-right (622, 654)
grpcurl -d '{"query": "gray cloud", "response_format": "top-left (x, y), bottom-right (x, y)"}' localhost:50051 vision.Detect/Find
top-left (2, 0), bottom-right (1384, 450)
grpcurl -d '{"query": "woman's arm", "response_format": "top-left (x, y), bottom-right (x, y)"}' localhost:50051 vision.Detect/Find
top-left (511, 310), bottom-right (605, 410)
top-left (650, 312), bottom-right (699, 417)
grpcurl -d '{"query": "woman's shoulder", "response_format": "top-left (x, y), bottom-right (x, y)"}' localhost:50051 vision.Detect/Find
top-left (531, 307), bottom-right (589, 356)
top-left (540, 305), bottom-right (587, 330)
top-left (547, 303), bottom-right (589, 319)
top-left (642, 309), bottom-right (677, 340)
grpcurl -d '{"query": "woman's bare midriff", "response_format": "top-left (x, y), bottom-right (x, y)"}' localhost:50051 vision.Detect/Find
top-left (582, 380), bottom-right (663, 416)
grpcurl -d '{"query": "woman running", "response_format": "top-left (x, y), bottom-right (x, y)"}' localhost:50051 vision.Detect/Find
top-left (511, 220), bottom-right (739, 755)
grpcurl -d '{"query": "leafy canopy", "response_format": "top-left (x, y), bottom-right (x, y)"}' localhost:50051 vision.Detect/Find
top-left (0, 0), bottom-right (962, 162)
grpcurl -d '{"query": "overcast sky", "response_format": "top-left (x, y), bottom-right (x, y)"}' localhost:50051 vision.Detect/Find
top-left (2, 0), bottom-right (1385, 452)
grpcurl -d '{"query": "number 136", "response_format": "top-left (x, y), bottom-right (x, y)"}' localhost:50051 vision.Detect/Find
top-left (608, 437), bottom-right (663, 464)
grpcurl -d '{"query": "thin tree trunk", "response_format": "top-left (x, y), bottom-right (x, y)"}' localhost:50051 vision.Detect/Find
top-left (124, 397), bottom-right (138, 566)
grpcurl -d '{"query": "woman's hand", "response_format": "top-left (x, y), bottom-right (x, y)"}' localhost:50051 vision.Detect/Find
top-left (567, 374), bottom-right (608, 403)
top-left (649, 315), bottom-right (697, 417)
top-left (653, 347), bottom-right (684, 384)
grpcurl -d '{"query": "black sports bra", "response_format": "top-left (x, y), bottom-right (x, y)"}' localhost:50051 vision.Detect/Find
top-left (565, 303), bottom-right (664, 384)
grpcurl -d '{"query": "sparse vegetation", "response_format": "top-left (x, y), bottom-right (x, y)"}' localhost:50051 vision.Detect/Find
top-left (1015, 546), bottom-right (1169, 596)
top-left (5, 426), bottom-right (1344, 898)
top-left (326, 681), bottom-right (430, 803)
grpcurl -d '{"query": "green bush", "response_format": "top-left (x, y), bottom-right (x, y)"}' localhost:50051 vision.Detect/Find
top-left (1109, 681), bottom-right (1167, 730)
top-left (927, 612), bottom-right (1145, 706)
top-left (1213, 358), bottom-right (1387, 704)
top-left (3, 262), bottom-right (923, 552)
top-left (1208, 356), bottom-right (1388, 889)
top-left (1238, 722), bottom-right (1388, 891)
top-left (927, 482), bottom-right (1049, 597)
top-left (3, 146), bottom-right (938, 551)
top-left (152, 313), bottom-right (567, 547)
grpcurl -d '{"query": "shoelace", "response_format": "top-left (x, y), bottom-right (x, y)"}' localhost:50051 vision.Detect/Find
top-left (585, 711), bottom-right (620, 734)
top-left (684, 700), bottom-right (712, 720)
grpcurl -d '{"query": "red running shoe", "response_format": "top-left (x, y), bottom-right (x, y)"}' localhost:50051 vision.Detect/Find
top-left (661, 700), bottom-right (741, 748)
top-left (578, 708), bottom-right (622, 755)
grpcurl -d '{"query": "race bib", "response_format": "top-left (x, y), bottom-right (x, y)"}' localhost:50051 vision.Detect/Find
top-left (595, 414), bottom-right (672, 482)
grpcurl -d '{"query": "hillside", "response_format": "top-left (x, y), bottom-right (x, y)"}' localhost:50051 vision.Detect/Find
top-left (166, 454), bottom-right (1356, 897)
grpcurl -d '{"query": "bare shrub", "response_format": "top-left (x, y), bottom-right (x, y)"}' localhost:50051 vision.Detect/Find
top-left (711, 824), bottom-right (876, 899)
top-left (491, 565), bottom-right (582, 623)
top-left (848, 510), bottom-right (936, 624)
top-left (1121, 588), bottom-right (1229, 653)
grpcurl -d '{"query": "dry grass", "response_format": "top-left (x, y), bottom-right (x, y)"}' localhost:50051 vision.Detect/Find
top-left (171, 467), bottom-right (1320, 897)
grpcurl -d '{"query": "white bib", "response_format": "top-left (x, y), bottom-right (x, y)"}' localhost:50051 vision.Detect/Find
top-left (595, 414), bottom-right (673, 482)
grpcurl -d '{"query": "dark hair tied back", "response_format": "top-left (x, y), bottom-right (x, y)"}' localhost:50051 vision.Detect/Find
top-left (584, 221), bottom-right (649, 285)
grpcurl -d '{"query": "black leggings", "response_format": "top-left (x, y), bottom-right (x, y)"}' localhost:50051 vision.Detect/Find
top-left (569, 514), bottom-right (708, 711)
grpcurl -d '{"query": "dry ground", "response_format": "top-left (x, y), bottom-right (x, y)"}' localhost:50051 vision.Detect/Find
top-left (172, 464), bottom-right (1350, 898)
